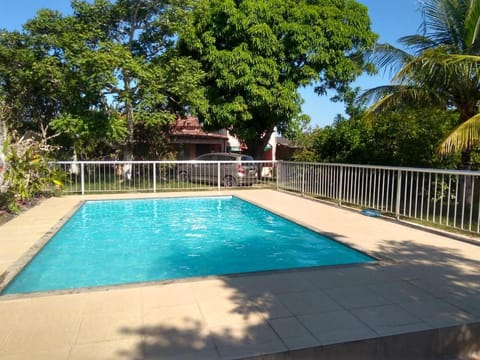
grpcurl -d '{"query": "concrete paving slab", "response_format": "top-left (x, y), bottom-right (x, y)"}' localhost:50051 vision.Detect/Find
top-left (367, 280), bottom-right (437, 304)
top-left (324, 285), bottom-right (391, 309)
top-left (248, 293), bottom-right (293, 320)
top-left (297, 310), bottom-right (378, 345)
top-left (445, 294), bottom-right (480, 318)
top-left (210, 322), bottom-right (286, 359)
top-left (268, 316), bottom-right (319, 350)
top-left (0, 190), bottom-right (480, 359)
top-left (141, 282), bottom-right (196, 309)
top-left (275, 289), bottom-right (342, 315)
top-left (350, 304), bottom-right (429, 336)
top-left (399, 299), bottom-right (474, 328)
top-left (69, 338), bottom-right (141, 360)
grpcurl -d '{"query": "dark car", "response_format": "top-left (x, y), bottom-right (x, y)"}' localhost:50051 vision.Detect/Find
top-left (177, 153), bottom-right (258, 187)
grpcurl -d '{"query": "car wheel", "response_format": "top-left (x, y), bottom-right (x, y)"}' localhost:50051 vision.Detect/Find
top-left (223, 175), bottom-right (237, 187)
top-left (177, 171), bottom-right (189, 182)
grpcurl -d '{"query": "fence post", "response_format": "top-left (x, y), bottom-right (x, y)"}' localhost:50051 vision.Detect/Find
top-left (80, 162), bottom-right (85, 195)
top-left (338, 165), bottom-right (343, 206)
top-left (395, 170), bottom-right (402, 220)
top-left (302, 163), bottom-right (305, 196)
top-left (217, 162), bottom-right (221, 191)
top-left (153, 162), bottom-right (156, 193)
top-left (276, 161), bottom-right (280, 190)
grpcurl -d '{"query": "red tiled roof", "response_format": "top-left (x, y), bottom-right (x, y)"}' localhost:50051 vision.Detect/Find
top-left (171, 116), bottom-right (228, 139)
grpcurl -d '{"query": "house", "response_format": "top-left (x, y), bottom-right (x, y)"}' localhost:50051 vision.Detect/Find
top-left (170, 116), bottom-right (229, 160)
top-left (170, 116), bottom-right (299, 161)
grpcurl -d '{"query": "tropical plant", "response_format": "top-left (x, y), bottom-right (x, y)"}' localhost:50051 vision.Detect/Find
top-left (0, 134), bottom-right (64, 213)
top-left (361, 0), bottom-right (480, 166)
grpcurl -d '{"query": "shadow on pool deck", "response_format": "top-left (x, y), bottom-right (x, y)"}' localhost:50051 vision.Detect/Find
top-left (109, 239), bottom-right (480, 360)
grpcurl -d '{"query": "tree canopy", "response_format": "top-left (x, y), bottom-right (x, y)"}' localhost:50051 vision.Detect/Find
top-left (361, 0), bottom-right (480, 165)
top-left (178, 0), bottom-right (377, 158)
top-left (0, 0), bottom-right (206, 160)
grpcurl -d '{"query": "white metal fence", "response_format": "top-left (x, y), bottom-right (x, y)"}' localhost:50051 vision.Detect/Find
top-left (51, 160), bottom-right (277, 194)
top-left (51, 160), bottom-right (480, 234)
top-left (277, 162), bottom-right (480, 235)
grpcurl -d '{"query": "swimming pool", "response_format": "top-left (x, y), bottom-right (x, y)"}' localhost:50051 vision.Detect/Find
top-left (2, 196), bottom-right (374, 295)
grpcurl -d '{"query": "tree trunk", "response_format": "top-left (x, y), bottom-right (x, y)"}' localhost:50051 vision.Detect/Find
top-left (245, 127), bottom-right (274, 160)
top-left (0, 117), bottom-right (6, 190)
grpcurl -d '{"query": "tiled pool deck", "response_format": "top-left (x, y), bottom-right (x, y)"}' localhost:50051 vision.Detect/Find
top-left (0, 190), bottom-right (480, 359)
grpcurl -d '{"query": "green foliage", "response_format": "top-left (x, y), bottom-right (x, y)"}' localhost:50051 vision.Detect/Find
top-left (179, 0), bottom-right (377, 158)
top-left (0, 135), bottom-right (64, 213)
top-left (0, 0), bottom-right (206, 160)
top-left (50, 111), bottom-right (127, 158)
top-left (291, 127), bottom-right (321, 162)
top-left (309, 106), bottom-right (461, 167)
top-left (362, 0), bottom-right (480, 160)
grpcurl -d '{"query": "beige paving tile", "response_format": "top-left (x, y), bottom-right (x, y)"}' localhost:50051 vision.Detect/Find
top-left (69, 338), bottom-right (141, 360)
top-left (399, 299), bottom-right (473, 327)
top-left (142, 340), bottom-right (220, 360)
top-left (411, 278), bottom-right (480, 299)
top-left (281, 335), bottom-right (320, 352)
top-left (368, 280), bottom-right (436, 304)
top-left (228, 274), bottom-right (279, 296)
top-left (249, 293), bottom-right (292, 319)
top-left (298, 310), bottom-right (377, 345)
top-left (81, 287), bottom-right (142, 314)
top-left (258, 273), bottom-right (316, 294)
top-left (299, 268), bottom-right (353, 289)
top-left (76, 310), bottom-right (143, 344)
top-left (189, 279), bottom-right (238, 303)
top-left (350, 304), bottom-right (430, 336)
top-left (199, 299), bottom-right (265, 327)
top-left (0, 309), bottom-right (81, 355)
top-left (142, 304), bottom-right (215, 358)
top-left (0, 347), bottom-right (71, 360)
top-left (143, 303), bottom-right (206, 333)
top-left (268, 317), bottom-right (320, 350)
top-left (141, 282), bottom-right (196, 309)
top-left (276, 289), bottom-right (342, 316)
top-left (210, 322), bottom-right (286, 359)
top-left (446, 294), bottom-right (480, 317)
top-left (324, 285), bottom-right (391, 309)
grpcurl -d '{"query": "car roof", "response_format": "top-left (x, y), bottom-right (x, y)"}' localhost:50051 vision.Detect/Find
top-left (199, 152), bottom-right (251, 157)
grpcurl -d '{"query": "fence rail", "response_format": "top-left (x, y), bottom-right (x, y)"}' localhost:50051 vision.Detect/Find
top-left (51, 160), bottom-right (277, 195)
top-left (51, 160), bottom-right (480, 235)
top-left (277, 162), bottom-right (480, 235)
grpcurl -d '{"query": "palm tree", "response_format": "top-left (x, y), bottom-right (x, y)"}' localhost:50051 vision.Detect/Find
top-left (362, 0), bottom-right (480, 167)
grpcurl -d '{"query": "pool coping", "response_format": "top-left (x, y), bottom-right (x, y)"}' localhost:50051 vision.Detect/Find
top-left (0, 193), bottom-right (381, 299)
top-left (1, 190), bottom-right (480, 359)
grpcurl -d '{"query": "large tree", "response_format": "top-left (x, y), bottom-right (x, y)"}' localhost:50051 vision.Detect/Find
top-left (0, 0), bottom-right (206, 160)
top-left (362, 0), bottom-right (480, 166)
top-left (178, 0), bottom-right (377, 159)
top-left (55, 0), bottom-right (206, 160)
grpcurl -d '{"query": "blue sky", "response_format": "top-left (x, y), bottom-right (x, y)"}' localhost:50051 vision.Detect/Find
top-left (1, 0), bottom-right (424, 128)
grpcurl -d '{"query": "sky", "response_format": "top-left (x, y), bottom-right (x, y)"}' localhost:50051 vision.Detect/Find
top-left (0, 0), bottom-right (424, 128)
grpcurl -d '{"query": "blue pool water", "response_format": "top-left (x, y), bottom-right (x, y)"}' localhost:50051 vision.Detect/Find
top-left (2, 196), bottom-right (374, 295)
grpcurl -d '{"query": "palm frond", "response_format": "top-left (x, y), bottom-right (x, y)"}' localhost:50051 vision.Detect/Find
top-left (360, 85), bottom-right (443, 120)
top-left (438, 112), bottom-right (480, 154)
top-left (421, 0), bottom-right (456, 46)
top-left (365, 43), bottom-right (413, 79)
top-left (398, 34), bottom-right (437, 54)
top-left (465, 0), bottom-right (480, 50)
top-left (359, 85), bottom-right (401, 105)
top-left (395, 48), bottom-right (480, 86)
